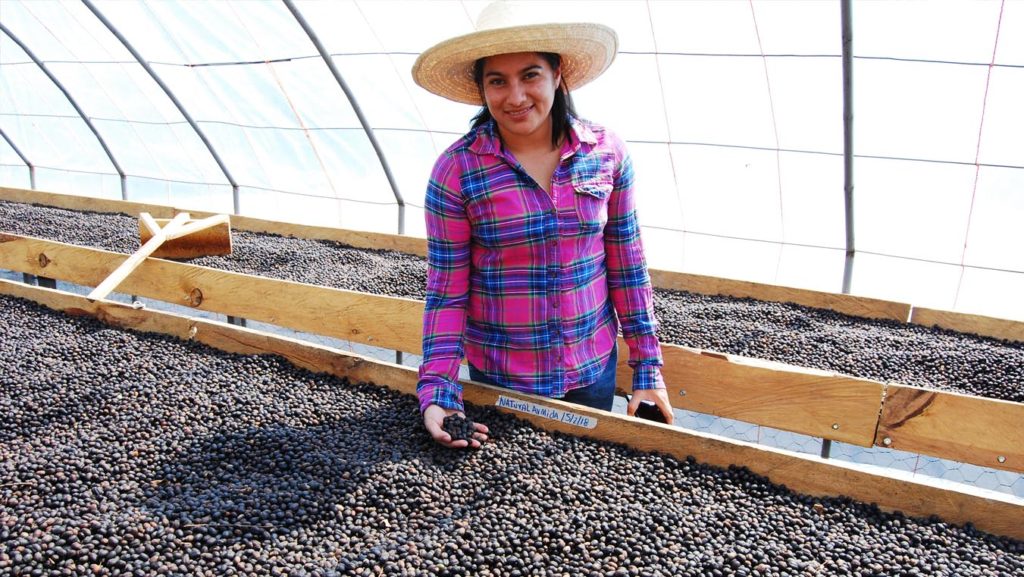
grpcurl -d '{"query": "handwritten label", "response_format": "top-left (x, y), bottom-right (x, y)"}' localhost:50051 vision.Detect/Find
top-left (496, 395), bottom-right (597, 429)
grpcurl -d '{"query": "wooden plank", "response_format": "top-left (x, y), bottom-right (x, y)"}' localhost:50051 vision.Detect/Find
top-left (649, 268), bottom-right (912, 323)
top-left (0, 233), bottom-right (426, 355)
top-left (0, 278), bottom-right (414, 396)
top-left (616, 343), bottom-right (885, 446)
top-left (0, 186), bottom-right (179, 219)
top-left (911, 306), bottom-right (1024, 345)
top-left (1, 278), bottom-right (1021, 542)
top-left (0, 233), bottom-right (919, 448)
top-left (0, 278), bottom-right (197, 340)
top-left (0, 186), bottom-right (425, 257)
top-left (876, 384), bottom-right (1024, 474)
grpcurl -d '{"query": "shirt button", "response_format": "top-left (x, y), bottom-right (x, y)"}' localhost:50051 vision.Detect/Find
top-left (552, 300), bottom-right (559, 309)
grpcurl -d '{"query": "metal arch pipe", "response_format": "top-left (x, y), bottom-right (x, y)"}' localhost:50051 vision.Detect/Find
top-left (282, 0), bottom-right (406, 235)
top-left (840, 0), bottom-right (856, 295)
top-left (0, 21), bottom-right (127, 198)
top-left (81, 0), bottom-right (242, 214)
top-left (0, 126), bottom-right (35, 189)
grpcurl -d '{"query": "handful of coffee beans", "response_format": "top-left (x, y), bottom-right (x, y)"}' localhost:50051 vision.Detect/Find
top-left (442, 414), bottom-right (477, 442)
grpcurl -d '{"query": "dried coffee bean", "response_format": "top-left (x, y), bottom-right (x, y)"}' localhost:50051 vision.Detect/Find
top-left (1, 294), bottom-right (1021, 577)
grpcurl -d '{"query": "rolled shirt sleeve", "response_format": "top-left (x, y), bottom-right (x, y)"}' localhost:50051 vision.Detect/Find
top-left (417, 155), bottom-right (472, 412)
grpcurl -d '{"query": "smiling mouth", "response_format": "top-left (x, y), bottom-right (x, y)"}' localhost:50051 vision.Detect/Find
top-left (506, 106), bottom-right (533, 119)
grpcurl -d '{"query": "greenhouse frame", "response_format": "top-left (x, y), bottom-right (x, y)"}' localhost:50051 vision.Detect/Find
top-left (1, 1), bottom-right (1022, 575)
top-left (2, 0), bottom-right (1021, 321)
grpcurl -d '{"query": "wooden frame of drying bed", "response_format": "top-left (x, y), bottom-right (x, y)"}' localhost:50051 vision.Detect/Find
top-left (1, 277), bottom-right (1020, 542)
top-left (0, 232), bottom-right (1021, 480)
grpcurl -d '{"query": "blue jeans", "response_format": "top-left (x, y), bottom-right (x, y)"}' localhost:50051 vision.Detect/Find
top-left (468, 347), bottom-right (618, 412)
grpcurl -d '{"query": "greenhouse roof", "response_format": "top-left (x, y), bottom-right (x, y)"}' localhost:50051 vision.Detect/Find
top-left (1, 0), bottom-right (1021, 321)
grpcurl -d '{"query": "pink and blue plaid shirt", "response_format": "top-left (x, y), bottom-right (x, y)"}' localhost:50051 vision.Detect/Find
top-left (417, 117), bottom-right (665, 413)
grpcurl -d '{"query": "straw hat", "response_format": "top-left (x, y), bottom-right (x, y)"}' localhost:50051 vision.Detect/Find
top-left (411, 0), bottom-right (618, 105)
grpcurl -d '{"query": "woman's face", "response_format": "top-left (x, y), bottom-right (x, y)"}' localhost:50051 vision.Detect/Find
top-left (480, 52), bottom-right (561, 146)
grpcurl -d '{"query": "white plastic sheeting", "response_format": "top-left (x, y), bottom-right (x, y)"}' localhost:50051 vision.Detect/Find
top-left (0, 0), bottom-right (1021, 321)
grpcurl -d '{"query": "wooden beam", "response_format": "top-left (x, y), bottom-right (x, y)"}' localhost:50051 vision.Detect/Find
top-left (618, 344), bottom-right (885, 447)
top-left (0, 233), bottom-right (426, 354)
top-left (911, 306), bottom-right (1024, 345)
top-left (0, 233), bottom-right (892, 445)
top-left (1, 186), bottom-right (179, 219)
top-left (0, 186), bottom-right (425, 257)
top-left (1, 278), bottom-right (1020, 542)
top-left (649, 269), bottom-right (912, 323)
top-left (1, 278), bottom-right (198, 340)
top-left (876, 384), bottom-right (1024, 474)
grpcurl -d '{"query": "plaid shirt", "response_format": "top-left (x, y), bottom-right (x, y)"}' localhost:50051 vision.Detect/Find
top-left (417, 118), bottom-right (665, 413)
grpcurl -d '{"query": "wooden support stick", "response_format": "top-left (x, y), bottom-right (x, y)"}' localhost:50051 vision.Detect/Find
top-left (139, 212), bottom-right (161, 237)
top-left (87, 212), bottom-right (190, 301)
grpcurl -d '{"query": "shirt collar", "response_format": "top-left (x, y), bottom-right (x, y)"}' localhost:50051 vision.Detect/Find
top-left (565, 117), bottom-right (597, 158)
top-left (467, 117), bottom-right (597, 158)
top-left (467, 120), bottom-right (501, 157)
top-left (570, 117), bottom-right (598, 147)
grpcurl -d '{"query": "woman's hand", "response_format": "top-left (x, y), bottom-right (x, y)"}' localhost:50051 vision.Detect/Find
top-left (423, 404), bottom-right (490, 449)
top-left (627, 388), bottom-right (675, 425)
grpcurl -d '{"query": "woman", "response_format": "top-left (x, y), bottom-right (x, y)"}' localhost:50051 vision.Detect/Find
top-left (411, 1), bottom-right (673, 449)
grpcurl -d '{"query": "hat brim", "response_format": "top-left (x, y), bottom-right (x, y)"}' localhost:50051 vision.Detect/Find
top-left (412, 22), bottom-right (618, 105)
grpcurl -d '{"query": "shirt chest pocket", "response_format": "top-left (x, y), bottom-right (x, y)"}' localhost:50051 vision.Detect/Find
top-left (464, 184), bottom-right (547, 248)
top-left (571, 176), bottom-right (612, 233)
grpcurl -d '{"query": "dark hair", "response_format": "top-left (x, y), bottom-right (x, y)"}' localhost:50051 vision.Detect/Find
top-left (471, 52), bottom-right (577, 149)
